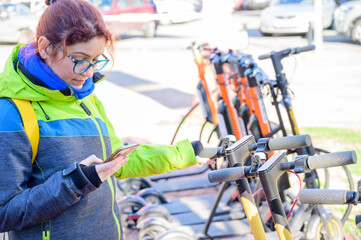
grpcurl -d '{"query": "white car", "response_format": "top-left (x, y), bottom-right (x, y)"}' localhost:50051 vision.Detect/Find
top-left (153, 0), bottom-right (201, 24)
top-left (245, 0), bottom-right (271, 10)
top-left (0, 3), bottom-right (41, 43)
top-left (260, 0), bottom-right (336, 35)
top-left (334, 0), bottom-right (361, 44)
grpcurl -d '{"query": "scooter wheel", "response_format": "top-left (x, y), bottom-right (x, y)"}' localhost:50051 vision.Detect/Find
top-left (136, 188), bottom-right (168, 204)
top-left (118, 195), bottom-right (147, 229)
top-left (138, 217), bottom-right (171, 240)
top-left (315, 214), bottom-right (344, 240)
top-left (137, 205), bottom-right (172, 226)
top-left (155, 230), bottom-right (196, 240)
top-left (118, 177), bottom-right (152, 195)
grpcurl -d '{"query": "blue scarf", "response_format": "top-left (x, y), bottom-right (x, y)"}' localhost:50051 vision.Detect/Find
top-left (18, 44), bottom-right (95, 99)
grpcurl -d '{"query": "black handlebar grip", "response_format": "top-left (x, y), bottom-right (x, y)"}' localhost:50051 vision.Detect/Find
top-left (299, 189), bottom-right (354, 204)
top-left (258, 54), bottom-right (270, 60)
top-left (208, 166), bottom-right (246, 183)
top-left (293, 45), bottom-right (315, 54)
top-left (268, 134), bottom-right (311, 151)
top-left (199, 147), bottom-right (222, 159)
top-left (307, 151), bottom-right (357, 170)
top-left (356, 215), bottom-right (361, 229)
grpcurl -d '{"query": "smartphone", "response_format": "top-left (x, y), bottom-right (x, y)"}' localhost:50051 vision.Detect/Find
top-left (104, 143), bottom-right (139, 163)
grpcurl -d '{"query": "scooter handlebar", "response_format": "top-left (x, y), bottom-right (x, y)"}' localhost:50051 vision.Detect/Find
top-left (268, 134), bottom-right (311, 151)
top-left (208, 166), bottom-right (246, 183)
top-left (198, 147), bottom-right (223, 159)
top-left (258, 53), bottom-right (270, 60)
top-left (307, 151), bottom-right (357, 170)
top-left (292, 45), bottom-right (315, 54)
top-left (259, 45), bottom-right (315, 60)
top-left (356, 215), bottom-right (361, 229)
top-left (299, 189), bottom-right (356, 205)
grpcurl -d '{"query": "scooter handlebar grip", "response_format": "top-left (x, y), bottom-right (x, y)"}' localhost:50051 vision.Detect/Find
top-left (208, 166), bottom-right (246, 183)
top-left (293, 45), bottom-right (315, 54)
top-left (258, 54), bottom-right (270, 60)
top-left (307, 151), bottom-right (357, 170)
top-left (268, 134), bottom-right (311, 151)
top-left (356, 215), bottom-right (361, 229)
top-left (299, 189), bottom-right (353, 204)
top-left (199, 147), bottom-right (222, 159)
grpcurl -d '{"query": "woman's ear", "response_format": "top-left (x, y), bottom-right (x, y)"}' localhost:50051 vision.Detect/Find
top-left (38, 36), bottom-right (51, 60)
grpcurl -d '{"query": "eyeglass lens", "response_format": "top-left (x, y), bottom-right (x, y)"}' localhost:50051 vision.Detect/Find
top-left (74, 60), bottom-right (108, 74)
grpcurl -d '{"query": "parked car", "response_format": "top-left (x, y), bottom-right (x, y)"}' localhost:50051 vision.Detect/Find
top-left (0, 2), bottom-right (40, 43)
top-left (260, 0), bottom-right (336, 36)
top-left (334, 0), bottom-right (361, 44)
top-left (90, 0), bottom-right (159, 38)
top-left (245, 0), bottom-right (270, 10)
top-left (153, 0), bottom-right (202, 24)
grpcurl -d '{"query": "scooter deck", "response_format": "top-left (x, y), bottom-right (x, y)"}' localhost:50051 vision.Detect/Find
top-left (162, 193), bottom-right (226, 215)
top-left (153, 177), bottom-right (218, 193)
top-left (220, 231), bottom-right (279, 240)
top-left (149, 165), bottom-right (210, 181)
top-left (172, 206), bottom-right (245, 225)
top-left (161, 185), bottom-right (237, 215)
top-left (191, 219), bottom-right (252, 239)
top-left (180, 219), bottom-right (280, 240)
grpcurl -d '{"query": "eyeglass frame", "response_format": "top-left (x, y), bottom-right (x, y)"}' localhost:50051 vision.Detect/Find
top-left (50, 41), bottom-right (109, 74)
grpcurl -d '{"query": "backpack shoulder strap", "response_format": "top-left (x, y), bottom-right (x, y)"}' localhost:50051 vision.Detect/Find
top-left (90, 94), bottom-right (96, 106)
top-left (12, 99), bottom-right (39, 164)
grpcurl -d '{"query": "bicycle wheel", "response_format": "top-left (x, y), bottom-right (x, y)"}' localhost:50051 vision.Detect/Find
top-left (313, 148), bottom-right (354, 225)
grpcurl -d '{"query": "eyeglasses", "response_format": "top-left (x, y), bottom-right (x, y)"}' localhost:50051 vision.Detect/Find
top-left (50, 41), bottom-right (109, 74)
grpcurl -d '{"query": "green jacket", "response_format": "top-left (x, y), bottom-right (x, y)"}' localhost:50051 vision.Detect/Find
top-left (0, 44), bottom-right (197, 240)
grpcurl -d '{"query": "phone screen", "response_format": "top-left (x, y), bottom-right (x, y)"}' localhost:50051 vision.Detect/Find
top-left (104, 143), bottom-right (139, 163)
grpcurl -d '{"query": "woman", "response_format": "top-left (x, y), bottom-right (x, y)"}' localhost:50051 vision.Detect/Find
top-left (0, 0), bottom-right (212, 239)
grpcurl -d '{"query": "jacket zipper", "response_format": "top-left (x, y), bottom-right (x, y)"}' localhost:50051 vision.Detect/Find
top-left (78, 99), bottom-right (122, 240)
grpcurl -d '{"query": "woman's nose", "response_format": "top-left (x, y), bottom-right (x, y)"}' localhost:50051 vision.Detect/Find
top-left (82, 66), bottom-right (94, 78)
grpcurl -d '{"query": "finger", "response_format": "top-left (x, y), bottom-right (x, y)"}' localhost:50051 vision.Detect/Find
top-left (197, 157), bottom-right (216, 165)
top-left (206, 159), bottom-right (216, 164)
top-left (107, 156), bottom-right (128, 169)
top-left (96, 157), bottom-right (129, 182)
top-left (80, 154), bottom-right (103, 166)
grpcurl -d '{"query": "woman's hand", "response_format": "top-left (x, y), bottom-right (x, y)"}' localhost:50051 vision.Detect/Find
top-left (191, 141), bottom-right (216, 165)
top-left (80, 154), bottom-right (103, 166)
top-left (95, 156), bottom-right (129, 182)
top-left (196, 156), bottom-right (215, 165)
top-left (80, 154), bottom-right (128, 182)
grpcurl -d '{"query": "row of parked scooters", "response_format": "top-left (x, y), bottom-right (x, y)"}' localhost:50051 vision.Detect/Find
top-left (116, 43), bottom-right (360, 240)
